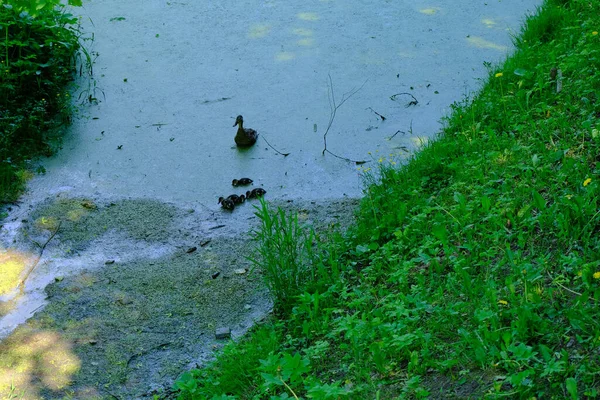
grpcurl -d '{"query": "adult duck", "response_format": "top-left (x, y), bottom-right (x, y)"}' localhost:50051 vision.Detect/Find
top-left (233, 115), bottom-right (258, 147)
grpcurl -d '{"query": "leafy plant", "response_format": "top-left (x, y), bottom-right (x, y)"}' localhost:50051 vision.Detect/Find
top-left (176, 1), bottom-right (600, 398)
top-left (0, 0), bottom-right (82, 202)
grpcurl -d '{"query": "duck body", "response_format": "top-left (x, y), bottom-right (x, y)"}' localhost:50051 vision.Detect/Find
top-left (218, 197), bottom-right (235, 211)
top-left (218, 194), bottom-right (246, 208)
top-left (232, 178), bottom-right (253, 187)
top-left (246, 188), bottom-right (267, 199)
top-left (233, 115), bottom-right (258, 147)
top-left (228, 194), bottom-right (246, 205)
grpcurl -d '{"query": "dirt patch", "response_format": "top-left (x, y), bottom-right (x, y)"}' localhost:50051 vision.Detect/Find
top-left (0, 195), bottom-right (359, 399)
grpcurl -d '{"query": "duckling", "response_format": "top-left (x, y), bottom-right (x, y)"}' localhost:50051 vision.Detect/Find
top-left (232, 178), bottom-right (253, 187)
top-left (231, 194), bottom-right (246, 205)
top-left (219, 194), bottom-right (246, 205)
top-left (246, 187), bottom-right (267, 199)
top-left (218, 197), bottom-right (235, 211)
top-left (233, 115), bottom-right (258, 147)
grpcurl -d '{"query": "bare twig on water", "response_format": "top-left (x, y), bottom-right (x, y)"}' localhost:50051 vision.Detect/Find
top-left (367, 107), bottom-right (386, 121)
top-left (322, 74), bottom-right (369, 164)
top-left (388, 130), bottom-right (406, 140)
top-left (18, 221), bottom-right (62, 294)
top-left (387, 119), bottom-right (413, 140)
top-left (261, 136), bottom-right (290, 157)
top-left (390, 92), bottom-right (419, 107)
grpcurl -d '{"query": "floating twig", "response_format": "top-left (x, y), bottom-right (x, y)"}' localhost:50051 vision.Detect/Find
top-left (387, 119), bottom-right (413, 140)
top-left (201, 97), bottom-right (232, 104)
top-left (367, 107), bottom-right (386, 121)
top-left (261, 135), bottom-right (290, 157)
top-left (390, 92), bottom-right (419, 107)
top-left (322, 74), bottom-right (369, 165)
top-left (387, 130), bottom-right (406, 140)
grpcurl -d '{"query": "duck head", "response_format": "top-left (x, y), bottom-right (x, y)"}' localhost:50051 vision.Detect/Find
top-left (233, 115), bottom-right (244, 127)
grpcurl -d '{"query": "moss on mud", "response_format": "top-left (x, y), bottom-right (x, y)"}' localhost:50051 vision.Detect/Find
top-left (0, 196), bottom-right (357, 399)
top-left (1, 197), bottom-right (269, 399)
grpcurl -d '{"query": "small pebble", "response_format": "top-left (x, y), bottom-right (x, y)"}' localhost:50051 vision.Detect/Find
top-left (215, 327), bottom-right (231, 340)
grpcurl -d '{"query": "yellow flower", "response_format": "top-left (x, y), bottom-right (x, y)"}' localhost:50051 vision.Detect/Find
top-left (593, 271), bottom-right (600, 279)
top-left (593, 31), bottom-right (598, 36)
top-left (583, 178), bottom-right (592, 187)
top-left (498, 299), bottom-right (508, 305)
top-left (378, 157), bottom-right (383, 163)
top-left (495, 72), bottom-right (503, 78)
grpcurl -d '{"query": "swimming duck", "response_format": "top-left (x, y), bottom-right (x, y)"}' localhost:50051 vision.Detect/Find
top-left (233, 115), bottom-right (258, 147)
top-left (219, 194), bottom-right (246, 205)
top-left (246, 188), bottom-right (267, 199)
top-left (219, 197), bottom-right (235, 211)
top-left (231, 194), bottom-right (246, 205)
top-left (232, 178), bottom-right (253, 187)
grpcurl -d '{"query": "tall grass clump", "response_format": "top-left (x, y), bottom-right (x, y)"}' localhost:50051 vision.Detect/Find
top-left (0, 0), bottom-right (82, 202)
top-left (176, 1), bottom-right (600, 398)
top-left (250, 200), bottom-right (319, 313)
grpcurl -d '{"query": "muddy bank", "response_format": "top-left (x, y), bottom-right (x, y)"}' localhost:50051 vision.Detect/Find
top-left (0, 195), bottom-right (358, 399)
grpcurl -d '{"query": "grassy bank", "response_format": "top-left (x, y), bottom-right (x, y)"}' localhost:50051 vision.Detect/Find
top-left (0, 0), bottom-right (82, 203)
top-left (175, 0), bottom-right (600, 398)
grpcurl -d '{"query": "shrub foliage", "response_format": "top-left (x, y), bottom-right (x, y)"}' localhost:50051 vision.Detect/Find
top-left (0, 0), bottom-right (81, 201)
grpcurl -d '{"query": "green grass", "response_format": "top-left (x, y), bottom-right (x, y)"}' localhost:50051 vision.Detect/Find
top-left (0, 0), bottom-right (82, 203)
top-left (175, 0), bottom-right (600, 398)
